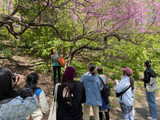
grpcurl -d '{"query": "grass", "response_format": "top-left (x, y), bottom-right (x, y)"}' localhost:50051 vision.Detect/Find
top-left (135, 81), bottom-right (142, 88)
top-left (135, 91), bottom-right (142, 101)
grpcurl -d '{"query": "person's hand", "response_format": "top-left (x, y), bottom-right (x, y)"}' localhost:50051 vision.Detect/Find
top-left (61, 41), bottom-right (65, 49)
top-left (16, 75), bottom-right (25, 89)
top-left (115, 80), bottom-right (119, 85)
top-left (139, 75), bottom-right (143, 80)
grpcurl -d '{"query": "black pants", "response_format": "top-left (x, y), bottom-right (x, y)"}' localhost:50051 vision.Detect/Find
top-left (53, 65), bottom-right (61, 85)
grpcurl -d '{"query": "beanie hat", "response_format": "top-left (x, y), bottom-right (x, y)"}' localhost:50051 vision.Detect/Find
top-left (63, 66), bottom-right (75, 80)
top-left (123, 67), bottom-right (133, 76)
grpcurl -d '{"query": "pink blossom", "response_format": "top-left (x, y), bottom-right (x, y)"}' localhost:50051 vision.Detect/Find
top-left (71, 0), bottom-right (160, 34)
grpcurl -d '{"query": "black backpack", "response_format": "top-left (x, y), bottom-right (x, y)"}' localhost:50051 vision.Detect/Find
top-left (98, 76), bottom-right (111, 97)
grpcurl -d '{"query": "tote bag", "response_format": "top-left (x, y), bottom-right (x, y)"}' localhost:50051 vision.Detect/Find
top-left (58, 56), bottom-right (66, 67)
top-left (146, 77), bottom-right (159, 92)
top-left (48, 83), bottom-right (59, 120)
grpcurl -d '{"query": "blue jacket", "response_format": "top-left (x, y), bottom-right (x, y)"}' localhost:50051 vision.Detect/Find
top-left (115, 76), bottom-right (135, 106)
top-left (81, 72), bottom-right (102, 106)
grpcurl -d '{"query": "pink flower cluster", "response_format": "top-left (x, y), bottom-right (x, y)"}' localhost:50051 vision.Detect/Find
top-left (70, 0), bottom-right (160, 34)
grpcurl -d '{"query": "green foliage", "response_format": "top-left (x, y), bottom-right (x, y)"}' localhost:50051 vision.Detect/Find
top-left (34, 62), bottom-right (50, 74)
top-left (135, 81), bottom-right (141, 88)
top-left (1, 24), bottom-right (160, 82)
top-left (143, 34), bottom-right (160, 76)
top-left (1, 1), bottom-right (160, 81)
top-left (81, 38), bottom-right (146, 80)
top-left (0, 28), bottom-right (15, 58)
top-left (71, 60), bottom-right (87, 80)
top-left (2, 48), bottom-right (12, 58)
top-left (135, 91), bottom-right (142, 101)
top-left (109, 89), bottom-right (114, 97)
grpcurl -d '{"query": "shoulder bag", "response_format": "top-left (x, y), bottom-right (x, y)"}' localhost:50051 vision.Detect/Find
top-left (58, 56), bottom-right (66, 67)
top-left (48, 83), bottom-right (59, 120)
top-left (116, 85), bottom-right (131, 97)
top-left (146, 77), bottom-right (159, 92)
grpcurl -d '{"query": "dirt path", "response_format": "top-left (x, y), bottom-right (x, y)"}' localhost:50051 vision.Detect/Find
top-left (114, 96), bottom-right (160, 120)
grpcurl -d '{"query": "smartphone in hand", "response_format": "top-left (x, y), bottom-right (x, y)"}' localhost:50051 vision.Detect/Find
top-left (139, 75), bottom-right (143, 80)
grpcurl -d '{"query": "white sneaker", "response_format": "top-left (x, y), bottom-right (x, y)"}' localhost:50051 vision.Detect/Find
top-left (147, 116), bottom-right (157, 120)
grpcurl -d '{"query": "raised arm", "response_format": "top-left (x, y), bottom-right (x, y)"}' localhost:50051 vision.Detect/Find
top-left (58, 41), bottom-right (65, 55)
top-left (61, 41), bottom-right (65, 50)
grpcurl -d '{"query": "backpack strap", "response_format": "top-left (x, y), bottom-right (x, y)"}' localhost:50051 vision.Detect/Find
top-left (116, 85), bottom-right (131, 98)
top-left (98, 76), bottom-right (105, 85)
top-left (35, 88), bottom-right (43, 102)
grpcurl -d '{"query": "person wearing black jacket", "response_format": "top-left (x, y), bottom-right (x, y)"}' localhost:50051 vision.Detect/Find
top-left (56, 66), bottom-right (86, 120)
top-left (141, 61), bottom-right (157, 120)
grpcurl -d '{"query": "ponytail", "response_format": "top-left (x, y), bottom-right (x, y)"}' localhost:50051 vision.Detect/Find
top-left (129, 76), bottom-right (134, 90)
top-left (90, 70), bottom-right (96, 75)
top-left (88, 63), bottom-right (96, 75)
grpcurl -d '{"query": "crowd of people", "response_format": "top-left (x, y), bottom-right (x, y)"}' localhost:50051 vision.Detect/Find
top-left (0, 57), bottom-right (158, 120)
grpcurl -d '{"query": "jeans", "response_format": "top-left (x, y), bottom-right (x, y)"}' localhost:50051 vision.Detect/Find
top-left (146, 91), bottom-right (157, 119)
top-left (83, 105), bottom-right (100, 120)
top-left (123, 109), bottom-right (134, 120)
top-left (53, 65), bottom-right (61, 85)
top-left (120, 103), bottom-right (134, 120)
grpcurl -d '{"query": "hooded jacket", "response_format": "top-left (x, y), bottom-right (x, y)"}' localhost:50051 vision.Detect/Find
top-left (81, 72), bottom-right (102, 106)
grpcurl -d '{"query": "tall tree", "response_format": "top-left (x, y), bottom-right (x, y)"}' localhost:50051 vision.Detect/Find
top-left (0, 0), bottom-right (160, 65)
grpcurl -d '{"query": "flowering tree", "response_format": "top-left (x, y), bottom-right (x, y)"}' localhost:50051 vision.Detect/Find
top-left (0, 0), bottom-right (160, 64)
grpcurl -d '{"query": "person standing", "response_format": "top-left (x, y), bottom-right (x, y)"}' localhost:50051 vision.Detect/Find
top-left (25, 73), bottom-right (49, 120)
top-left (51, 41), bottom-right (65, 85)
top-left (56, 66), bottom-right (86, 120)
top-left (81, 63), bottom-right (102, 120)
top-left (141, 61), bottom-right (157, 120)
top-left (96, 66), bottom-right (110, 120)
top-left (115, 67), bottom-right (135, 120)
top-left (0, 67), bottom-right (39, 120)
top-left (121, 66), bottom-right (135, 117)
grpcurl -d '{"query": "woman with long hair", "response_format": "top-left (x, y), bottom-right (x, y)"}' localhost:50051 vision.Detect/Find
top-left (115, 67), bottom-right (135, 120)
top-left (81, 63), bottom-right (102, 120)
top-left (26, 73), bottom-right (49, 120)
top-left (0, 67), bottom-right (39, 120)
top-left (56, 66), bottom-right (86, 120)
top-left (141, 61), bottom-right (157, 120)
